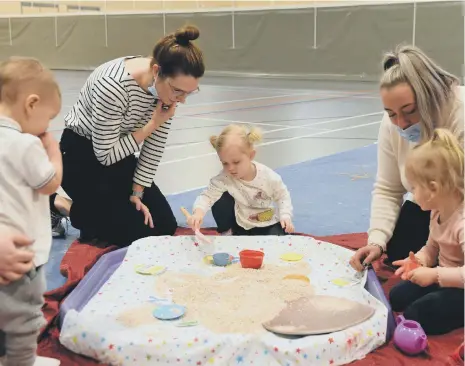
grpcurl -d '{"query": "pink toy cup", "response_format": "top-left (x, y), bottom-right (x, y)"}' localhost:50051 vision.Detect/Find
top-left (393, 315), bottom-right (428, 355)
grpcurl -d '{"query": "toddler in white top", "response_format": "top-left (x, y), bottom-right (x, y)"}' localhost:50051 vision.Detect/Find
top-left (0, 57), bottom-right (62, 366)
top-left (189, 124), bottom-right (294, 236)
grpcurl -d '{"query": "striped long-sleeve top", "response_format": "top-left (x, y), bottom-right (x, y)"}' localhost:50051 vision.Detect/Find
top-left (64, 56), bottom-right (170, 187)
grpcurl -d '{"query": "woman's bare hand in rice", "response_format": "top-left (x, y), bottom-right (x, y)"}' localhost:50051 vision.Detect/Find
top-left (349, 245), bottom-right (382, 272)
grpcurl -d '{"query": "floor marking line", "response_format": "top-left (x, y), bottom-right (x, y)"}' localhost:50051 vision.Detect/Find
top-left (189, 112), bottom-right (382, 131)
top-left (183, 89), bottom-right (376, 108)
top-left (160, 120), bottom-right (380, 165)
top-left (183, 92), bottom-right (322, 107)
top-left (192, 84), bottom-right (378, 96)
top-left (180, 92), bottom-right (377, 117)
top-left (181, 115), bottom-right (292, 128)
top-left (165, 112), bottom-right (380, 151)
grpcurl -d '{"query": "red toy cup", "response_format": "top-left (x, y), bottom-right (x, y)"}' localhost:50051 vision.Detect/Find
top-left (239, 250), bottom-right (264, 269)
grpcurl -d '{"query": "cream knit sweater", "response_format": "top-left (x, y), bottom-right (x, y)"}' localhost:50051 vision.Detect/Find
top-left (368, 86), bottom-right (464, 251)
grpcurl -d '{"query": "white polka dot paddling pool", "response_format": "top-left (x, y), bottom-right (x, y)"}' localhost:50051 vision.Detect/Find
top-left (59, 235), bottom-right (394, 365)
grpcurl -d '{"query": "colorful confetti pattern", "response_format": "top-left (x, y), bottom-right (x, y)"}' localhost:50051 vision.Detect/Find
top-left (60, 236), bottom-right (388, 365)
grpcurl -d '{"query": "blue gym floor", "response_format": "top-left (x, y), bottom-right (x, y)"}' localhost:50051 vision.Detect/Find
top-left (45, 73), bottom-right (382, 291)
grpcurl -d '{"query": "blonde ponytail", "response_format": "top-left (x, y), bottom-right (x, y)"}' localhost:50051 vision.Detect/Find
top-left (209, 135), bottom-right (218, 149)
top-left (210, 124), bottom-right (262, 153)
top-left (247, 127), bottom-right (262, 144)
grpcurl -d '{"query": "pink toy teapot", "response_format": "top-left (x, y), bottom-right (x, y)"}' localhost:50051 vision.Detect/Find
top-left (393, 315), bottom-right (428, 355)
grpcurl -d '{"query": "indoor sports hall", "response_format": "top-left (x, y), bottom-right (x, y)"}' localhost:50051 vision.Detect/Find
top-left (0, 1), bottom-right (463, 365)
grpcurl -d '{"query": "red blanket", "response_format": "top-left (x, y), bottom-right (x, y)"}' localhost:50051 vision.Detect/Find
top-left (38, 230), bottom-right (463, 365)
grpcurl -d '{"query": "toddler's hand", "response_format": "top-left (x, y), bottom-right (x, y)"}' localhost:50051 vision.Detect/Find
top-left (39, 132), bottom-right (59, 152)
top-left (406, 267), bottom-right (438, 287)
top-left (393, 251), bottom-right (421, 280)
top-left (280, 218), bottom-right (295, 233)
top-left (188, 212), bottom-right (204, 232)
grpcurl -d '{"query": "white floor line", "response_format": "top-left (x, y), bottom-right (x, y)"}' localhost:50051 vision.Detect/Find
top-left (167, 184), bottom-right (209, 196)
top-left (188, 111), bottom-right (382, 132)
top-left (259, 111), bottom-right (383, 134)
top-left (181, 91), bottom-right (336, 107)
top-left (165, 125), bottom-right (328, 151)
top-left (166, 140), bottom-right (212, 150)
top-left (183, 115), bottom-right (293, 128)
top-left (201, 84), bottom-right (378, 96)
top-left (160, 120), bottom-right (380, 165)
top-left (165, 112), bottom-right (381, 150)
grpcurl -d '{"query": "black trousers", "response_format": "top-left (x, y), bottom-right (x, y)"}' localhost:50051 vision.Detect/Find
top-left (54, 129), bottom-right (177, 247)
top-left (386, 200), bottom-right (431, 262)
top-left (211, 192), bottom-right (285, 236)
top-left (389, 280), bottom-right (464, 335)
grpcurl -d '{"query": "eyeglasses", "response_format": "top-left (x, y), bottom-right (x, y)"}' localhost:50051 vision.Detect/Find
top-left (167, 79), bottom-right (200, 97)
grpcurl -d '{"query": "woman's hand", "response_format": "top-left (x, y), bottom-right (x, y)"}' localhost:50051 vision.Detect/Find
top-left (150, 101), bottom-right (176, 129)
top-left (349, 244), bottom-right (383, 272)
top-left (130, 195), bottom-right (154, 228)
top-left (280, 218), bottom-right (295, 233)
top-left (0, 229), bottom-right (34, 285)
top-left (406, 267), bottom-right (438, 287)
top-left (133, 102), bottom-right (177, 144)
top-left (393, 251), bottom-right (421, 280)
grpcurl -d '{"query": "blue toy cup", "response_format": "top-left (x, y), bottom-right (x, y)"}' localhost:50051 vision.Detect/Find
top-left (213, 253), bottom-right (230, 266)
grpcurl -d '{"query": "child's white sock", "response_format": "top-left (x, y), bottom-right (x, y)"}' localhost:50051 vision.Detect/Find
top-left (33, 356), bottom-right (61, 366)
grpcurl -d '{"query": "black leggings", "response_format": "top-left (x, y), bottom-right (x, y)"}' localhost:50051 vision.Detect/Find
top-left (390, 280), bottom-right (464, 335)
top-left (211, 192), bottom-right (285, 236)
top-left (53, 129), bottom-right (177, 246)
top-left (386, 200), bottom-right (431, 262)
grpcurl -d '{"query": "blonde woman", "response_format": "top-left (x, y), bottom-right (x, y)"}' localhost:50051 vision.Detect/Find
top-left (350, 45), bottom-right (464, 271)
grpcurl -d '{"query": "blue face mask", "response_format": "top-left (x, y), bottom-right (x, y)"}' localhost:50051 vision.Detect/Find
top-left (148, 75), bottom-right (158, 98)
top-left (396, 123), bottom-right (421, 143)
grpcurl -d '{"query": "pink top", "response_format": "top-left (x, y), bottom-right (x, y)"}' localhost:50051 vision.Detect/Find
top-left (415, 204), bottom-right (464, 288)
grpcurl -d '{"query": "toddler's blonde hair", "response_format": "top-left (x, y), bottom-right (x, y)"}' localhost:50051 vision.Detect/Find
top-left (405, 128), bottom-right (464, 197)
top-left (0, 56), bottom-right (60, 104)
top-left (210, 124), bottom-right (262, 152)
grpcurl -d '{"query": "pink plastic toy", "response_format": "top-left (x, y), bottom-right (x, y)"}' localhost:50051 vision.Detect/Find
top-left (180, 207), bottom-right (212, 244)
top-left (393, 315), bottom-right (428, 355)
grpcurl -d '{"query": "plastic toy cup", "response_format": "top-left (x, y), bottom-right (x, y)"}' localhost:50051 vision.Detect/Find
top-left (239, 250), bottom-right (264, 269)
top-left (213, 253), bottom-right (231, 266)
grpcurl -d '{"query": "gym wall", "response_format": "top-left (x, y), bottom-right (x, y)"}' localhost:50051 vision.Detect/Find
top-left (0, 1), bottom-right (462, 81)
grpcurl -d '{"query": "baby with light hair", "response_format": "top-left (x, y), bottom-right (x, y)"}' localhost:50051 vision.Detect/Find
top-left (0, 57), bottom-right (62, 366)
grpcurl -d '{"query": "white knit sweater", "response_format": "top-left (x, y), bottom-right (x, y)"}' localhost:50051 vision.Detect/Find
top-left (368, 86), bottom-right (464, 251)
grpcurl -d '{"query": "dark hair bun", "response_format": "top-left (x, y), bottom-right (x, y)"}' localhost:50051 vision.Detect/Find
top-left (175, 25), bottom-right (200, 46)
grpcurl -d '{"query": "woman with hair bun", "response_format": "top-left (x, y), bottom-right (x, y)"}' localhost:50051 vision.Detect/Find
top-left (50, 25), bottom-right (205, 246)
top-left (350, 44), bottom-right (464, 271)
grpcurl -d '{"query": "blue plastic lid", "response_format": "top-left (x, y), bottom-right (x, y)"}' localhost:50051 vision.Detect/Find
top-left (153, 304), bottom-right (186, 320)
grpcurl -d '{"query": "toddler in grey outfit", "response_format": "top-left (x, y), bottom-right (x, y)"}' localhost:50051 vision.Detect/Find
top-left (0, 57), bottom-right (62, 366)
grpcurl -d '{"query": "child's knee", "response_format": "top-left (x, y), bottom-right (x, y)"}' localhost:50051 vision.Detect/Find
top-left (389, 283), bottom-right (407, 312)
top-left (402, 305), bottom-right (421, 324)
